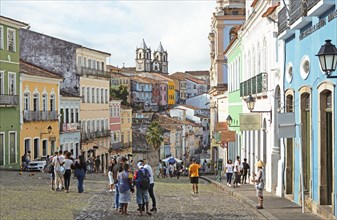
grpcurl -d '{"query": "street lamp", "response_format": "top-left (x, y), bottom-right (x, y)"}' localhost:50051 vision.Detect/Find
top-left (40, 125), bottom-right (52, 137)
top-left (245, 95), bottom-right (272, 123)
top-left (226, 115), bottom-right (240, 127)
top-left (316, 39), bottom-right (337, 78)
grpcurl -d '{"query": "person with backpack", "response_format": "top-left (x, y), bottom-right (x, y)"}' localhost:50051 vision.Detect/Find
top-left (113, 157), bottom-right (127, 211)
top-left (142, 159), bottom-right (157, 213)
top-left (118, 163), bottom-right (134, 216)
top-left (241, 158), bottom-right (250, 184)
top-left (134, 161), bottom-right (151, 216)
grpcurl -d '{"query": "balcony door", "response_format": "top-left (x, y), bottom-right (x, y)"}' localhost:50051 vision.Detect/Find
top-left (301, 93), bottom-right (311, 193)
top-left (33, 138), bottom-right (39, 159)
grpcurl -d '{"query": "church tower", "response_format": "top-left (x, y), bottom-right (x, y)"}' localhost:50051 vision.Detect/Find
top-left (152, 42), bottom-right (168, 74)
top-left (135, 39), bottom-right (151, 72)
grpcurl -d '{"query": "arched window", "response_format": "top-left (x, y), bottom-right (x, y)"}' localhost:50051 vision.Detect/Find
top-left (24, 93), bottom-right (30, 111)
top-left (50, 94), bottom-right (55, 111)
top-left (42, 94), bottom-right (47, 111)
top-left (263, 38), bottom-right (267, 72)
top-left (33, 93), bottom-right (39, 111)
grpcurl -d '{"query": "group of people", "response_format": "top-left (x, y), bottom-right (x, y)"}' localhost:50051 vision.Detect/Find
top-left (46, 150), bottom-right (87, 193)
top-left (156, 160), bottom-right (184, 179)
top-left (108, 157), bottom-right (157, 216)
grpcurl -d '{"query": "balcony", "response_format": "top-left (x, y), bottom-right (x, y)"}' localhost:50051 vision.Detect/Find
top-left (0, 95), bottom-right (18, 106)
top-left (76, 66), bottom-right (110, 78)
top-left (60, 123), bottom-right (81, 132)
top-left (23, 111), bottom-right (58, 122)
top-left (81, 129), bottom-right (111, 141)
top-left (307, 0), bottom-right (334, 17)
top-left (240, 72), bottom-right (268, 97)
top-left (111, 142), bottom-right (123, 150)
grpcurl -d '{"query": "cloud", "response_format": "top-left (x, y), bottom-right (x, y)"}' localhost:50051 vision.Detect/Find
top-left (1, 0), bottom-right (214, 73)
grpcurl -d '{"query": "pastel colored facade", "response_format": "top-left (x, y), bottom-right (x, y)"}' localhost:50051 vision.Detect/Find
top-left (279, 0), bottom-right (337, 217)
top-left (120, 105), bottom-right (132, 156)
top-left (20, 61), bottom-right (62, 160)
top-left (130, 76), bottom-right (153, 109)
top-left (0, 16), bottom-right (28, 169)
top-left (107, 66), bottom-right (131, 103)
top-left (59, 90), bottom-right (81, 158)
top-left (208, 0), bottom-right (245, 165)
top-left (109, 100), bottom-right (122, 151)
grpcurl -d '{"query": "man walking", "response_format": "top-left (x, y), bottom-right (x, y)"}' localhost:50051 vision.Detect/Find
top-left (188, 158), bottom-right (201, 194)
top-left (95, 156), bottom-right (101, 173)
top-left (142, 159), bottom-right (157, 212)
top-left (233, 156), bottom-right (241, 187)
top-left (241, 158), bottom-right (250, 184)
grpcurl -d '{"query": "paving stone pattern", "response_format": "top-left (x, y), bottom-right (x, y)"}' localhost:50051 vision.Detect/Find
top-left (0, 171), bottom-right (265, 220)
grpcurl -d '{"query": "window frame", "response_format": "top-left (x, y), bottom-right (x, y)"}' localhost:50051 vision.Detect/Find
top-left (0, 26), bottom-right (3, 50)
top-left (50, 94), bottom-right (55, 111)
top-left (8, 131), bottom-right (17, 164)
top-left (8, 72), bottom-right (16, 95)
top-left (7, 28), bottom-right (16, 52)
top-left (0, 132), bottom-right (5, 166)
top-left (0, 71), bottom-right (4, 95)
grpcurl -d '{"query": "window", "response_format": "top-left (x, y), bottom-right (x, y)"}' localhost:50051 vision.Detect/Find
top-left (50, 141), bottom-right (55, 155)
top-left (0, 26), bottom-right (3, 50)
top-left (96, 88), bottom-right (99, 103)
top-left (87, 87), bottom-right (90, 103)
top-left (65, 108), bottom-right (69, 123)
top-left (82, 87), bottom-right (85, 103)
top-left (101, 88), bottom-right (104, 103)
top-left (0, 133), bottom-right (4, 165)
top-left (50, 94), bottom-right (55, 111)
top-left (33, 93), bottom-right (39, 111)
top-left (0, 71), bottom-right (4, 94)
top-left (101, 119), bottom-right (105, 131)
top-left (77, 56), bottom-right (82, 67)
top-left (91, 120), bottom-right (95, 132)
top-left (70, 109), bottom-right (74, 123)
top-left (42, 140), bottom-right (48, 156)
top-left (92, 88), bottom-right (95, 103)
top-left (97, 61), bottom-right (100, 70)
top-left (96, 120), bottom-right (100, 131)
top-left (75, 109), bottom-right (79, 123)
top-left (8, 73), bottom-right (16, 95)
top-left (83, 57), bottom-right (87, 67)
top-left (9, 132), bottom-right (16, 163)
top-left (117, 106), bottom-right (120, 117)
top-left (42, 94), bottom-right (47, 111)
top-left (7, 28), bottom-right (16, 52)
top-left (88, 59), bottom-right (91, 68)
top-left (24, 93), bottom-right (30, 111)
top-left (105, 89), bottom-right (108, 103)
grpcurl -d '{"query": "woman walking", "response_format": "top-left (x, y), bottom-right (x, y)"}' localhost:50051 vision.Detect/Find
top-left (63, 152), bottom-right (73, 193)
top-left (118, 163), bottom-right (134, 216)
top-left (108, 159), bottom-right (116, 192)
top-left (74, 155), bottom-right (86, 193)
top-left (252, 160), bottom-right (265, 209)
top-left (225, 159), bottom-right (233, 186)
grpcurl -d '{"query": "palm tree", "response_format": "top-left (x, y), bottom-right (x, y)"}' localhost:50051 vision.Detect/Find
top-left (146, 121), bottom-right (164, 160)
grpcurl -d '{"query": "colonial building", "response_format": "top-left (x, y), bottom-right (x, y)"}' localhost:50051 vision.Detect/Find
top-left (20, 60), bottom-right (62, 160)
top-left (135, 39), bottom-right (168, 74)
top-left (106, 65), bottom-right (131, 103)
top-left (120, 105), bottom-right (132, 156)
top-left (109, 99), bottom-right (122, 153)
top-left (0, 16), bottom-right (28, 169)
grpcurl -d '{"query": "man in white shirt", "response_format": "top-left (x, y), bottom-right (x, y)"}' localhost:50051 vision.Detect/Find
top-left (52, 150), bottom-right (65, 191)
top-left (233, 156), bottom-right (241, 187)
top-left (142, 159), bottom-right (157, 212)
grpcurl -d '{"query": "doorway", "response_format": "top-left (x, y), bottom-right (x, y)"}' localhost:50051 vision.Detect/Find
top-left (301, 93), bottom-right (311, 193)
top-left (285, 94), bottom-right (294, 195)
top-left (33, 138), bottom-right (39, 159)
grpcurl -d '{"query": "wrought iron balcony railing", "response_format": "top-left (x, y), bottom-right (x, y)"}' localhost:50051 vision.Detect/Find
top-left (289, 0), bottom-right (303, 25)
top-left (23, 110), bottom-right (58, 122)
top-left (0, 95), bottom-right (18, 106)
top-left (60, 123), bottom-right (81, 132)
top-left (81, 129), bottom-right (111, 141)
top-left (76, 66), bottom-right (110, 78)
top-left (240, 72), bottom-right (268, 97)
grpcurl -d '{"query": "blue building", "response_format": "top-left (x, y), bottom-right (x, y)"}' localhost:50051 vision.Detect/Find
top-left (279, 0), bottom-right (337, 217)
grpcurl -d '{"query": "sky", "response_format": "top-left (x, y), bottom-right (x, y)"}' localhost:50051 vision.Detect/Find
top-left (1, 0), bottom-right (215, 73)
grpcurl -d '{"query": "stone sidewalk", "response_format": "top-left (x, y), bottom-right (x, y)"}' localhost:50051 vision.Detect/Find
top-left (201, 175), bottom-right (322, 220)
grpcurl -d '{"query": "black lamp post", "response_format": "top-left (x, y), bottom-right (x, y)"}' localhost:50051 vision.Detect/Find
top-left (226, 115), bottom-right (232, 126)
top-left (316, 39), bottom-right (337, 78)
top-left (47, 125), bottom-right (52, 134)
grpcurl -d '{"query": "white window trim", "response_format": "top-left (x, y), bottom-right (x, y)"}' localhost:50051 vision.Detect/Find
top-left (7, 28), bottom-right (16, 52)
top-left (42, 139), bottom-right (48, 156)
top-left (0, 26), bottom-right (3, 50)
top-left (42, 93), bottom-right (48, 111)
top-left (8, 72), bottom-right (16, 95)
top-left (0, 71), bottom-right (4, 94)
top-left (23, 92), bottom-right (30, 111)
top-left (0, 132), bottom-right (5, 165)
top-left (24, 137), bottom-right (31, 153)
top-left (8, 131), bottom-right (17, 164)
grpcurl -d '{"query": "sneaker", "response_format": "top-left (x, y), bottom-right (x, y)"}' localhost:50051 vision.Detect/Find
top-left (228, 184), bottom-right (231, 187)
top-left (238, 183), bottom-right (241, 186)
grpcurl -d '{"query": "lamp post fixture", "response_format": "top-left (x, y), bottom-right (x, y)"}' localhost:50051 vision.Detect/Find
top-left (316, 39), bottom-right (337, 78)
top-left (226, 115), bottom-right (240, 127)
top-left (245, 95), bottom-right (272, 123)
top-left (40, 125), bottom-right (52, 138)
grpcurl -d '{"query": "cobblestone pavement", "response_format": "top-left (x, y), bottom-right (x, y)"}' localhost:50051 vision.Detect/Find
top-left (0, 171), bottom-right (265, 220)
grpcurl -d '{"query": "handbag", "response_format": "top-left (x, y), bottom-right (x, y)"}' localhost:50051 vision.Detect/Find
top-left (256, 181), bottom-right (264, 190)
top-left (57, 156), bottom-right (66, 175)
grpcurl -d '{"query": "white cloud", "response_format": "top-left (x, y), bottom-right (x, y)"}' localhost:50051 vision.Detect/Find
top-left (1, 0), bottom-right (215, 73)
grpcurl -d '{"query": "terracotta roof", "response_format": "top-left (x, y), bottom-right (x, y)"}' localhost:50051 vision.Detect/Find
top-left (195, 114), bottom-right (209, 119)
top-left (20, 60), bottom-right (63, 79)
top-left (140, 77), bottom-right (161, 84)
top-left (185, 71), bottom-right (209, 76)
top-left (185, 76), bottom-right (205, 84)
top-left (250, 0), bottom-right (259, 7)
top-left (131, 76), bottom-right (152, 84)
top-left (60, 90), bottom-right (81, 98)
top-left (262, 3), bottom-right (280, 17)
top-left (170, 72), bottom-right (206, 84)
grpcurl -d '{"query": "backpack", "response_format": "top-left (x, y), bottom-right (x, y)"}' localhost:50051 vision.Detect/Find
top-left (118, 173), bottom-right (131, 193)
top-left (138, 168), bottom-right (150, 190)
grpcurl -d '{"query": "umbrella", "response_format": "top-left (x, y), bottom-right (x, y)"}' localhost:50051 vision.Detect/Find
top-left (163, 157), bottom-right (182, 163)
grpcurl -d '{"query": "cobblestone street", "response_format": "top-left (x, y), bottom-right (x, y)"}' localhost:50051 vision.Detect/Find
top-left (0, 171), bottom-right (265, 220)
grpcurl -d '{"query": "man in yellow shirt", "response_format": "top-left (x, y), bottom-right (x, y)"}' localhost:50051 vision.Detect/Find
top-left (188, 158), bottom-right (201, 194)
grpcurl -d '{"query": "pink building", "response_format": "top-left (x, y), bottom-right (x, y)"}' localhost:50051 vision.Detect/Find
top-left (109, 99), bottom-right (122, 150)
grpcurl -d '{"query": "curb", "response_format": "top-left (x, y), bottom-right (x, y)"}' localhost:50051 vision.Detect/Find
top-left (200, 176), bottom-right (278, 220)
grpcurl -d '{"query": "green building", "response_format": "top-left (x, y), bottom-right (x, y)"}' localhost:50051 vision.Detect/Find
top-left (0, 16), bottom-right (28, 169)
top-left (224, 33), bottom-right (243, 161)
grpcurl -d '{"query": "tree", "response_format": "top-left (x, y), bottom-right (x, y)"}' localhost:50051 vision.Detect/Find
top-left (146, 121), bottom-right (164, 161)
top-left (110, 85), bottom-right (129, 105)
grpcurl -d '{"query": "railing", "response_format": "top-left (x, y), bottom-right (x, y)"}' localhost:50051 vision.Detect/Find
top-left (81, 129), bottom-right (111, 141)
top-left (278, 6), bottom-right (288, 35)
top-left (76, 66), bottom-right (110, 78)
top-left (111, 142), bottom-right (123, 150)
top-left (60, 123), bottom-right (81, 132)
top-left (289, 0), bottom-right (303, 25)
top-left (23, 111), bottom-right (58, 122)
top-left (240, 72), bottom-right (268, 97)
top-left (0, 95), bottom-right (18, 106)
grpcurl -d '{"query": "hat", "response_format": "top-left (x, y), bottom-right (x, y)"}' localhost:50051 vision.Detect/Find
top-left (137, 162), bottom-right (143, 169)
top-left (256, 160), bottom-right (264, 167)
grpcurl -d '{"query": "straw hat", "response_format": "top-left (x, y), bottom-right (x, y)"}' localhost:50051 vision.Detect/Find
top-left (256, 160), bottom-right (264, 167)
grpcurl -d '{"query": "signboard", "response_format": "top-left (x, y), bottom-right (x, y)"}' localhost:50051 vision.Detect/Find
top-left (215, 122), bottom-right (228, 131)
top-left (220, 131), bottom-right (236, 142)
top-left (278, 112), bottom-right (296, 138)
top-left (239, 113), bottom-right (261, 131)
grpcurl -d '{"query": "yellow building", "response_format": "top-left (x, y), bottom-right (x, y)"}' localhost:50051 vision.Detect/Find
top-left (20, 60), bottom-right (62, 159)
top-left (120, 105), bottom-right (132, 156)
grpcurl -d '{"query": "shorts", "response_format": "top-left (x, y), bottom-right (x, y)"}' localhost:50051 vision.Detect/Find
top-left (190, 177), bottom-right (199, 184)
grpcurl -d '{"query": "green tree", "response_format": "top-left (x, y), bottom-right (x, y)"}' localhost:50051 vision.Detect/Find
top-left (146, 121), bottom-right (164, 160)
top-left (110, 85), bottom-right (129, 105)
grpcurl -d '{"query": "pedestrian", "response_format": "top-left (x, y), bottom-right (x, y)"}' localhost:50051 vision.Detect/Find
top-left (241, 158), bottom-right (250, 184)
top-left (73, 155), bottom-right (86, 193)
top-left (49, 152), bottom-right (56, 190)
top-left (252, 160), bottom-right (265, 209)
top-left (95, 156), bottom-right (101, 173)
top-left (20, 152), bottom-right (28, 173)
top-left (63, 152), bottom-right (73, 193)
top-left (225, 159), bottom-right (234, 186)
top-left (157, 160), bottom-right (163, 178)
top-left (52, 151), bottom-right (64, 191)
top-left (163, 162), bottom-right (167, 178)
top-left (143, 159), bottom-right (157, 212)
top-left (113, 157), bottom-right (127, 211)
top-left (118, 163), bottom-right (134, 216)
top-left (134, 161), bottom-right (151, 216)
top-left (188, 158), bottom-right (201, 194)
top-left (233, 156), bottom-right (241, 187)
top-left (59, 150), bottom-right (66, 189)
top-left (108, 159), bottom-right (116, 192)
